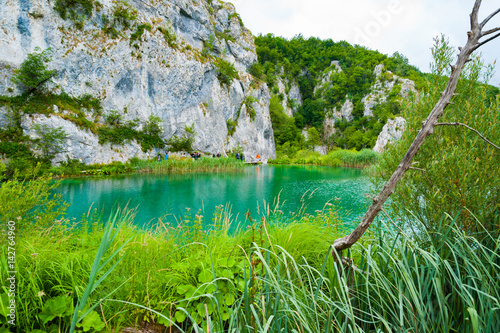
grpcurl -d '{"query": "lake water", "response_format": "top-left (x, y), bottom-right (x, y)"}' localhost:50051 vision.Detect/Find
top-left (55, 165), bottom-right (371, 227)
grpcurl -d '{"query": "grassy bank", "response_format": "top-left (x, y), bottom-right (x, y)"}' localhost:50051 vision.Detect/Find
top-left (1, 175), bottom-right (499, 332)
top-left (269, 148), bottom-right (379, 168)
top-left (2, 156), bottom-right (247, 180)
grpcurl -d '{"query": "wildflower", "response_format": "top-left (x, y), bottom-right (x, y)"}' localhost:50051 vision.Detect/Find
top-left (16, 216), bottom-right (21, 220)
top-left (277, 210), bottom-right (283, 214)
top-left (31, 253), bottom-right (39, 257)
top-left (37, 291), bottom-right (46, 297)
top-left (35, 216), bottom-right (41, 220)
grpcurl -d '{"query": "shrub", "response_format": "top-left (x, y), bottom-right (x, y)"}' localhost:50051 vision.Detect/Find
top-left (214, 58), bottom-right (239, 86)
top-left (112, 0), bottom-right (137, 29)
top-left (54, 0), bottom-right (94, 23)
top-left (244, 95), bottom-right (257, 121)
top-left (0, 168), bottom-right (68, 230)
top-left (158, 26), bottom-right (177, 48)
top-left (11, 47), bottom-right (56, 93)
top-left (130, 23), bottom-right (152, 42)
top-left (226, 119), bottom-right (237, 136)
top-left (32, 124), bottom-right (69, 159)
top-left (166, 135), bottom-right (194, 152)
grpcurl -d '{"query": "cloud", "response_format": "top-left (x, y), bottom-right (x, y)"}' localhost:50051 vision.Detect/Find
top-left (232, 0), bottom-right (500, 86)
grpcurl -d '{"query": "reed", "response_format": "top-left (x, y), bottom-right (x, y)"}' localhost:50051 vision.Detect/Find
top-left (134, 156), bottom-right (246, 174)
top-left (270, 149), bottom-right (379, 168)
top-left (4, 204), bottom-right (499, 332)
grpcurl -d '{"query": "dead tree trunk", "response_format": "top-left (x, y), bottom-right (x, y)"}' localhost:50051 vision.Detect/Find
top-left (332, 0), bottom-right (500, 258)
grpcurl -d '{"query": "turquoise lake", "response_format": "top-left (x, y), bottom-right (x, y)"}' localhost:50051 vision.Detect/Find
top-left (55, 165), bottom-right (371, 227)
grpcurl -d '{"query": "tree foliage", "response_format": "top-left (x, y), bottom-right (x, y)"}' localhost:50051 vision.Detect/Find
top-left (375, 36), bottom-right (500, 240)
top-left (32, 124), bottom-right (68, 159)
top-left (11, 47), bottom-right (56, 92)
top-left (214, 58), bottom-right (239, 86)
top-left (253, 34), bottom-right (423, 151)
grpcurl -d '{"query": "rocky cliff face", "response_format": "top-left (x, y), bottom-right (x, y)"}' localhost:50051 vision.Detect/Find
top-left (373, 116), bottom-right (406, 153)
top-left (0, 0), bottom-right (275, 164)
top-left (361, 64), bottom-right (415, 117)
top-left (316, 63), bottom-right (415, 152)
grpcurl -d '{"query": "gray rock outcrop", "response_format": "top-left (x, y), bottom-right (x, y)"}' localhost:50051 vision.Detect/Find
top-left (0, 0), bottom-right (276, 164)
top-left (373, 116), bottom-right (406, 153)
top-left (362, 64), bottom-right (415, 117)
top-left (276, 76), bottom-right (302, 117)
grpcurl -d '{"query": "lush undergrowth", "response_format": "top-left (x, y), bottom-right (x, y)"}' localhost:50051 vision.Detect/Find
top-left (131, 156), bottom-right (247, 174)
top-left (1, 194), bottom-right (348, 332)
top-left (1, 175), bottom-right (499, 332)
top-left (1, 156), bottom-right (247, 180)
top-left (269, 148), bottom-right (379, 168)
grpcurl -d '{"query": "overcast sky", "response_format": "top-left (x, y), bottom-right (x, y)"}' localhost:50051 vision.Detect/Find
top-left (231, 0), bottom-right (500, 87)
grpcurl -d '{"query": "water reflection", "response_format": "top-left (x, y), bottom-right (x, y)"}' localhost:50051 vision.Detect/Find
top-left (55, 165), bottom-right (371, 227)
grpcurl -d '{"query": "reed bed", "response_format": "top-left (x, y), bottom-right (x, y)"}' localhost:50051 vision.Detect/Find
top-left (4, 203), bottom-right (499, 332)
top-left (132, 156), bottom-right (247, 174)
top-left (270, 149), bottom-right (379, 168)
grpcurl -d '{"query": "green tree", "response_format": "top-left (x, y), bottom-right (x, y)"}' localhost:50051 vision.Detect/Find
top-left (269, 94), bottom-right (301, 147)
top-left (375, 37), bottom-right (500, 240)
top-left (32, 124), bottom-right (68, 159)
top-left (12, 47), bottom-right (56, 93)
top-left (142, 115), bottom-right (163, 136)
top-left (305, 127), bottom-right (321, 150)
top-left (166, 124), bottom-right (196, 152)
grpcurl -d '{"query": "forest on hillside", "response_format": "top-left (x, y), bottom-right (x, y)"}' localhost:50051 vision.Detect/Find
top-left (251, 34), bottom-right (499, 154)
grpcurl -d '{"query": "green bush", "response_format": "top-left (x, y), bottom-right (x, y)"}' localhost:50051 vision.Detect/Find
top-left (166, 135), bottom-right (194, 152)
top-left (130, 23), bottom-right (152, 42)
top-left (0, 169), bottom-right (68, 230)
top-left (214, 58), bottom-right (239, 86)
top-left (11, 47), bottom-right (56, 93)
top-left (158, 26), bottom-right (177, 48)
top-left (112, 0), bottom-right (137, 29)
top-left (375, 37), bottom-right (500, 240)
top-left (54, 0), bottom-right (94, 25)
top-left (243, 95), bottom-right (257, 121)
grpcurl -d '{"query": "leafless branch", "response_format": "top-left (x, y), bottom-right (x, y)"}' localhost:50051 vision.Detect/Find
top-left (474, 32), bottom-right (500, 51)
top-left (482, 27), bottom-right (500, 36)
top-left (480, 7), bottom-right (500, 28)
top-left (435, 122), bottom-right (500, 150)
top-left (331, 0), bottom-right (500, 257)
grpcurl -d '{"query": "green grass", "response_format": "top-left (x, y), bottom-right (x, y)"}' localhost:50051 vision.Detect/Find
top-left (270, 148), bottom-right (379, 168)
top-left (2, 173), bottom-right (498, 332)
top-left (130, 156), bottom-right (247, 174)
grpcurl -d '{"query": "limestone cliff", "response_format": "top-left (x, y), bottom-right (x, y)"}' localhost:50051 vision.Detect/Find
top-left (316, 63), bottom-right (415, 152)
top-left (0, 0), bottom-right (276, 164)
top-left (373, 117), bottom-right (406, 153)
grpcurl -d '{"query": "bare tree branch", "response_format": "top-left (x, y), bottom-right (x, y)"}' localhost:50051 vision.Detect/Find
top-left (435, 122), bottom-right (500, 150)
top-left (473, 32), bottom-right (500, 51)
top-left (470, 0), bottom-right (482, 29)
top-left (482, 27), bottom-right (500, 36)
top-left (480, 7), bottom-right (500, 28)
top-left (331, 0), bottom-right (500, 256)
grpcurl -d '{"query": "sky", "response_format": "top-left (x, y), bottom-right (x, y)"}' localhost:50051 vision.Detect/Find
top-left (231, 0), bottom-right (500, 87)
